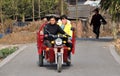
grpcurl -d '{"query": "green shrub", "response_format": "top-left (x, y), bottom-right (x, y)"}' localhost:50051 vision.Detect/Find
top-left (0, 47), bottom-right (18, 58)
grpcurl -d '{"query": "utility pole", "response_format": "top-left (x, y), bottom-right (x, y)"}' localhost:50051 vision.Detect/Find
top-left (60, 0), bottom-right (64, 15)
top-left (76, 0), bottom-right (78, 22)
top-left (76, 0), bottom-right (78, 36)
top-left (38, 0), bottom-right (41, 19)
top-left (32, 0), bottom-right (35, 21)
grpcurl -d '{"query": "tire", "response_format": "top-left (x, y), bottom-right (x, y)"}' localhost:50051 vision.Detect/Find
top-left (66, 53), bottom-right (71, 66)
top-left (39, 51), bottom-right (44, 67)
top-left (66, 61), bottom-right (71, 66)
top-left (57, 55), bottom-right (62, 72)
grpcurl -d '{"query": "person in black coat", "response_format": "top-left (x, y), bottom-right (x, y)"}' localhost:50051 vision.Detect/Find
top-left (44, 16), bottom-right (66, 46)
top-left (90, 8), bottom-right (107, 39)
top-left (44, 16), bottom-right (66, 37)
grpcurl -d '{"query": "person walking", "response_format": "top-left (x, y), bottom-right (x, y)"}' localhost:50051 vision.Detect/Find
top-left (90, 8), bottom-right (107, 39)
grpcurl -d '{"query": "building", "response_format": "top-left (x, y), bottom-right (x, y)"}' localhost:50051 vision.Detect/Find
top-left (67, 0), bottom-right (100, 5)
top-left (67, 0), bottom-right (99, 18)
top-left (67, 0), bottom-right (87, 5)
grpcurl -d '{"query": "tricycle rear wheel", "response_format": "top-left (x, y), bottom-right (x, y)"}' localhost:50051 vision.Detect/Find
top-left (66, 61), bottom-right (71, 66)
top-left (39, 51), bottom-right (44, 66)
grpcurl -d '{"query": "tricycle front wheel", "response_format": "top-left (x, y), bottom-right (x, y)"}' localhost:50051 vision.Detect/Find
top-left (57, 56), bottom-right (62, 72)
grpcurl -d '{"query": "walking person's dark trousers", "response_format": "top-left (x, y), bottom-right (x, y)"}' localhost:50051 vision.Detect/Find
top-left (93, 24), bottom-right (100, 39)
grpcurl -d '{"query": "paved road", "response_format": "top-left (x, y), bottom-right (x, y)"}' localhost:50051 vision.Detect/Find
top-left (0, 38), bottom-right (120, 76)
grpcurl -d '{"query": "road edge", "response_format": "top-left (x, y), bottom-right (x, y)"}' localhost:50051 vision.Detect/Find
top-left (109, 44), bottom-right (120, 64)
top-left (0, 46), bottom-right (27, 68)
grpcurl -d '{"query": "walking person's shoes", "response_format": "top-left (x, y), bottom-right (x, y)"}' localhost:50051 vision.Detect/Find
top-left (96, 35), bottom-right (99, 39)
top-left (96, 36), bottom-right (99, 39)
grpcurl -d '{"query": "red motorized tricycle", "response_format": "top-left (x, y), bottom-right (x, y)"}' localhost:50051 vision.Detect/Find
top-left (37, 23), bottom-right (76, 72)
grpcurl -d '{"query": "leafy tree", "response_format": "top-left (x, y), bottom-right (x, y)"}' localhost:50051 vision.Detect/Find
top-left (39, 0), bottom-right (58, 16)
top-left (101, 0), bottom-right (120, 21)
top-left (0, 0), bottom-right (68, 22)
top-left (101, 0), bottom-right (120, 39)
top-left (2, 0), bottom-right (16, 19)
top-left (37, 0), bottom-right (68, 16)
top-left (17, 0), bottom-right (32, 22)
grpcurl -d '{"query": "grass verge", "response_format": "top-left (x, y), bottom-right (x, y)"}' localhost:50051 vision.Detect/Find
top-left (0, 47), bottom-right (18, 59)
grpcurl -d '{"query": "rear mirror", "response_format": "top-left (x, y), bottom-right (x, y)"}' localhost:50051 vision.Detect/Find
top-left (71, 27), bottom-right (75, 31)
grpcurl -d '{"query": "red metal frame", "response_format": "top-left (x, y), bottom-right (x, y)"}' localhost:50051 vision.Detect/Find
top-left (71, 29), bottom-right (76, 54)
top-left (37, 22), bottom-right (76, 63)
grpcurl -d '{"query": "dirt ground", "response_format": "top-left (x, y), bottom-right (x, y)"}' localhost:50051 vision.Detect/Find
top-left (0, 31), bottom-right (36, 44)
top-left (0, 19), bottom-right (113, 44)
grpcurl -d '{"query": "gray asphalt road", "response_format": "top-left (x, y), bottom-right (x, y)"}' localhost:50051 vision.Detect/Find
top-left (0, 38), bottom-right (120, 76)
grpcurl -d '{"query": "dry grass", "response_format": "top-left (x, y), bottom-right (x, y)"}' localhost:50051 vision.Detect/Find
top-left (0, 31), bottom-right (36, 44)
top-left (0, 20), bottom-right (47, 44)
top-left (114, 39), bottom-right (120, 55)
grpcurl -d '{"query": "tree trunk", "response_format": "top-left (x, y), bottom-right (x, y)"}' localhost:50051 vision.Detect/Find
top-left (32, 0), bottom-right (35, 21)
top-left (0, 0), bottom-right (4, 33)
top-left (60, 0), bottom-right (64, 15)
top-left (112, 21), bottom-right (117, 39)
top-left (22, 14), bottom-right (25, 22)
top-left (38, 0), bottom-right (41, 19)
top-left (0, 0), bottom-right (3, 24)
